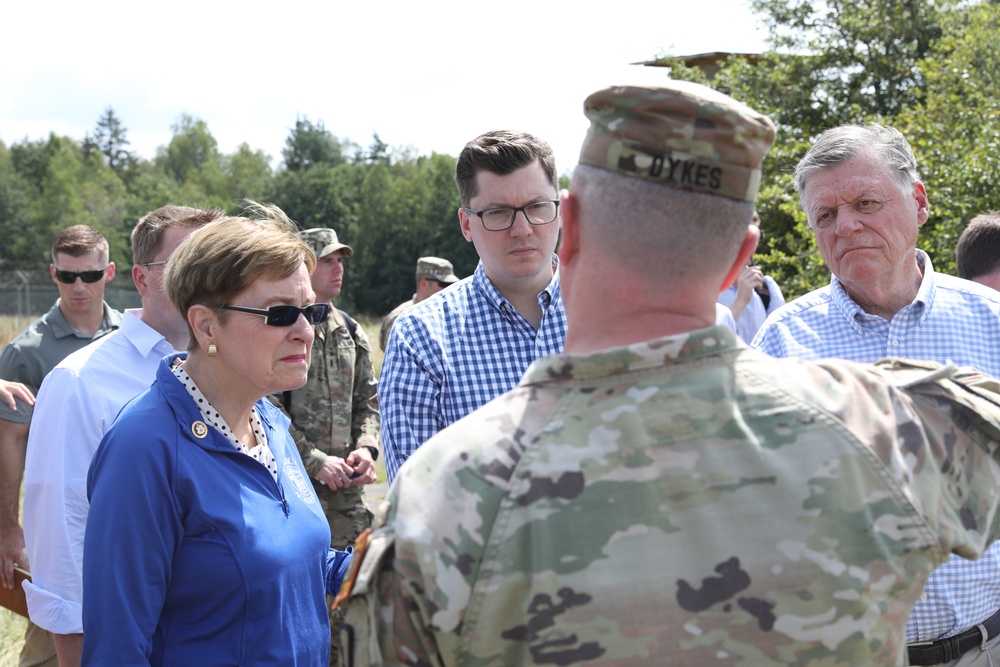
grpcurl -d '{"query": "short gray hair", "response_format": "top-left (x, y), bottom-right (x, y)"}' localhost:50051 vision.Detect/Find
top-left (571, 164), bottom-right (753, 283)
top-left (794, 124), bottom-right (920, 204)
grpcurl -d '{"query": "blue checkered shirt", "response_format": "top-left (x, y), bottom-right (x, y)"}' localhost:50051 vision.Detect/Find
top-left (380, 259), bottom-right (566, 483)
top-left (753, 250), bottom-right (1000, 642)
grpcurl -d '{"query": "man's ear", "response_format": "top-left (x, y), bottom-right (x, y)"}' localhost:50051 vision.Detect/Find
top-left (458, 207), bottom-right (473, 242)
top-left (557, 190), bottom-right (578, 267)
top-left (104, 261), bottom-right (116, 283)
top-left (914, 181), bottom-right (930, 226)
top-left (132, 264), bottom-right (150, 298)
top-left (720, 226), bottom-right (761, 291)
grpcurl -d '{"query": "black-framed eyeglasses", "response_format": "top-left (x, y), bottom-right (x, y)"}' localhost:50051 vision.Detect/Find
top-left (139, 260), bottom-right (168, 268)
top-left (464, 199), bottom-right (560, 232)
top-left (220, 303), bottom-right (331, 327)
top-left (54, 267), bottom-right (108, 284)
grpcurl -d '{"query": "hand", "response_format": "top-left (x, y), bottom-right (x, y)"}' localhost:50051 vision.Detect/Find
top-left (345, 448), bottom-right (376, 486)
top-left (736, 264), bottom-right (764, 296)
top-left (0, 380), bottom-right (34, 413)
top-left (0, 523), bottom-right (25, 589)
top-left (315, 456), bottom-right (356, 490)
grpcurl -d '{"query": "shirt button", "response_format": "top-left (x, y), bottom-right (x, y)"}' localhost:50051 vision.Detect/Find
top-left (921, 593), bottom-right (928, 601)
top-left (891, 339), bottom-right (899, 347)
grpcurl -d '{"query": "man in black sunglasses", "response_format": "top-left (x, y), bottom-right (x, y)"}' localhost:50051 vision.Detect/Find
top-left (18, 206), bottom-right (221, 667)
top-left (271, 227), bottom-right (380, 667)
top-left (0, 224), bottom-right (122, 667)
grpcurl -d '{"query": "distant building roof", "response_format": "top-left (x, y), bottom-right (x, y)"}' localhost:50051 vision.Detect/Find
top-left (638, 51), bottom-right (764, 80)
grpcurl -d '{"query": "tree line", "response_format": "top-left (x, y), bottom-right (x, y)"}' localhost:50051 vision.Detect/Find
top-left (2, 0), bottom-right (999, 313)
top-left (0, 114), bottom-right (480, 316)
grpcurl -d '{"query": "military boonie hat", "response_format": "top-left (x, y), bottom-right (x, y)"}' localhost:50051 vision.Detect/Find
top-left (298, 228), bottom-right (353, 258)
top-left (416, 257), bottom-right (459, 284)
top-left (579, 80), bottom-right (776, 202)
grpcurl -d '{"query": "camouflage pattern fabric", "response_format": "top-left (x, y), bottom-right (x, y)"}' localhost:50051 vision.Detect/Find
top-left (380, 297), bottom-right (416, 353)
top-left (579, 81), bottom-right (776, 202)
top-left (270, 306), bottom-right (380, 545)
top-left (337, 326), bottom-right (1000, 667)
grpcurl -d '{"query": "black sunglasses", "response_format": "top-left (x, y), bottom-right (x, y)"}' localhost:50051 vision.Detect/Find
top-left (220, 303), bottom-right (331, 327)
top-left (54, 267), bottom-right (108, 284)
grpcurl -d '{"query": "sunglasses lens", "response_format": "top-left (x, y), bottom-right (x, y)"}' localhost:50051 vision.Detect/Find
top-left (80, 270), bottom-right (105, 283)
top-left (305, 304), bottom-right (328, 324)
top-left (265, 306), bottom-right (299, 327)
top-left (56, 270), bottom-right (100, 283)
top-left (55, 269), bottom-right (104, 284)
top-left (262, 304), bottom-right (330, 327)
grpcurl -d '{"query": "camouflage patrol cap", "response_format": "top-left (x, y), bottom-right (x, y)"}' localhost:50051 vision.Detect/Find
top-left (579, 80), bottom-right (776, 202)
top-left (416, 257), bottom-right (459, 284)
top-left (298, 227), bottom-right (353, 258)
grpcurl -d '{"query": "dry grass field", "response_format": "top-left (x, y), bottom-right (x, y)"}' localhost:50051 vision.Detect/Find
top-left (0, 313), bottom-right (387, 664)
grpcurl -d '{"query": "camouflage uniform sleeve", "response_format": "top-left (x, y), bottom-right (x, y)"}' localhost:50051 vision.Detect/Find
top-left (266, 391), bottom-right (328, 478)
top-left (841, 359), bottom-right (1000, 556)
top-left (356, 389), bottom-right (541, 665)
top-left (350, 318), bottom-right (381, 456)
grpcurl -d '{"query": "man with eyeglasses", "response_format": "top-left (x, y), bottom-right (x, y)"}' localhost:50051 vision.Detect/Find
top-left (379, 256), bottom-right (460, 353)
top-left (18, 207), bottom-right (220, 667)
top-left (271, 227), bottom-right (379, 667)
top-left (752, 125), bottom-right (1000, 667)
top-left (379, 130), bottom-right (567, 483)
top-left (0, 225), bottom-right (122, 667)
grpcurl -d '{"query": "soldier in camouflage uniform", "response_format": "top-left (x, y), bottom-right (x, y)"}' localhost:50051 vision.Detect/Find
top-left (379, 257), bottom-right (459, 353)
top-left (335, 80), bottom-right (1000, 666)
top-left (274, 227), bottom-right (380, 667)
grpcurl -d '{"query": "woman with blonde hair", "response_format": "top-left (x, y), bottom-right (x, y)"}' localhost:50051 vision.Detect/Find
top-left (82, 203), bottom-right (352, 666)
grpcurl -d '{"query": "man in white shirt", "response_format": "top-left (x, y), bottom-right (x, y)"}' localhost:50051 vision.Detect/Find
top-left (22, 205), bottom-right (221, 667)
top-left (717, 212), bottom-right (785, 343)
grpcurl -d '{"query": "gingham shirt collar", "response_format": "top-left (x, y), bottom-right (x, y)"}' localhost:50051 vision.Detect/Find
top-left (471, 258), bottom-right (558, 325)
top-left (829, 249), bottom-right (933, 330)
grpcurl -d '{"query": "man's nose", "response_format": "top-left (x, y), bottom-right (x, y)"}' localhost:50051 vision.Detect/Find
top-left (509, 209), bottom-right (534, 236)
top-left (833, 208), bottom-right (864, 235)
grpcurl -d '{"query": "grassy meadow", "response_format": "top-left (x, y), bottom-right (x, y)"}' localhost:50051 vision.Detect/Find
top-left (0, 313), bottom-right (386, 664)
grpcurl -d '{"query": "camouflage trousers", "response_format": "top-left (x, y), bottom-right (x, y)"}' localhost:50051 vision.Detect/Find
top-left (320, 488), bottom-right (374, 667)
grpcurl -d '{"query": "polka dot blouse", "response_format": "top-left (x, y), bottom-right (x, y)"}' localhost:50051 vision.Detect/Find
top-left (170, 359), bottom-right (279, 482)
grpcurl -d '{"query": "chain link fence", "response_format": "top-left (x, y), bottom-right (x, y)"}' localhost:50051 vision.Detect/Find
top-left (0, 270), bottom-right (141, 317)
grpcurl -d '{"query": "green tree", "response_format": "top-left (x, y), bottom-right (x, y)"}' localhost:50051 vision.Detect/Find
top-left (267, 162), bottom-right (359, 234)
top-left (281, 118), bottom-right (346, 171)
top-left (655, 0), bottom-right (997, 298)
top-left (225, 143), bottom-right (272, 203)
top-left (0, 141), bottom-right (36, 269)
top-left (897, 1), bottom-right (1000, 275)
top-left (156, 115), bottom-right (231, 210)
top-left (86, 107), bottom-right (136, 177)
top-left (346, 152), bottom-right (476, 315)
top-left (5, 134), bottom-right (129, 266)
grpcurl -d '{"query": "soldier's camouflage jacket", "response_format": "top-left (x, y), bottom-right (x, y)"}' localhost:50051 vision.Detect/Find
top-left (337, 327), bottom-right (1000, 667)
top-left (270, 307), bottom-right (380, 548)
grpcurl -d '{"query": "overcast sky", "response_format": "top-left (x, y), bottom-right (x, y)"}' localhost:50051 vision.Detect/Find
top-left (0, 0), bottom-right (768, 175)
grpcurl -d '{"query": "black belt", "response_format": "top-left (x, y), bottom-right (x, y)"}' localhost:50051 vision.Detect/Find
top-left (907, 607), bottom-right (1000, 666)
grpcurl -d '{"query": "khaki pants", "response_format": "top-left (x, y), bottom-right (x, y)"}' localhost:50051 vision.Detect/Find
top-left (19, 620), bottom-right (57, 667)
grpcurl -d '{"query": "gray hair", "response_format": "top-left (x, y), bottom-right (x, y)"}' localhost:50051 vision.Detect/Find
top-left (794, 124), bottom-right (920, 204)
